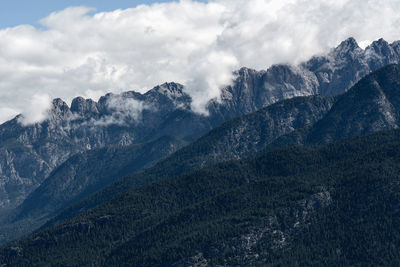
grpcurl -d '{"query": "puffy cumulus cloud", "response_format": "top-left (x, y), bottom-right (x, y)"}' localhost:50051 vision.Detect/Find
top-left (1, 0), bottom-right (400, 124)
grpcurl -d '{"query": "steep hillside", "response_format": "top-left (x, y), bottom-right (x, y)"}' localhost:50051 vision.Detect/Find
top-left (17, 136), bottom-right (186, 220)
top-left (0, 136), bottom-right (185, 245)
top-left (307, 63), bottom-right (400, 143)
top-left (2, 130), bottom-right (400, 266)
top-left (270, 64), bottom-right (400, 147)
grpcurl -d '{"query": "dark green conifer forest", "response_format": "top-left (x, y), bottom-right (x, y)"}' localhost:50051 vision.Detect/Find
top-left (2, 130), bottom-right (400, 266)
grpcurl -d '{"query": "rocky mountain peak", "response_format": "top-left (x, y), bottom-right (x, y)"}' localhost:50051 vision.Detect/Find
top-left (236, 67), bottom-right (259, 77)
top-left (337, 37), bottom-right (360, 50)
top-left (331, 37), bottom-right (362, 58)
top-left (391, 40), bottom-right (400, 53)
top-left (52, 98), bottom-right (68, 108)
top-left (98, 93), bottom-right (114, 105)
top-left (366, 38), bottom-right (396, 59)
top-left (148, 82), bottom-right (187, 100)
top-left (50, 98), bottom-right (71, 119)
top-left (367, 38), bottom-right (390, 51)
top-left (70, 97), bottom-right (99, 116)
top-left (141, 82), bottom-right (191, 112)
top-left (372, 38), bottom-right (389, 46)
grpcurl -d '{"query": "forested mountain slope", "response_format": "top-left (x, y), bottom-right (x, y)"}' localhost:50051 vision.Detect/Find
top-left (0, 136), bottom-right (186, 245)
top-left (2, 129), bottom-right (400, 266)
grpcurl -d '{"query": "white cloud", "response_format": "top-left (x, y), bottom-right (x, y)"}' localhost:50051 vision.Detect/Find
top-left (17, 94), bottom-right (52, 125)
top-left (98, 94), bottom-right (150, 126)
top-left (1, 0), bottom-right (400, 124)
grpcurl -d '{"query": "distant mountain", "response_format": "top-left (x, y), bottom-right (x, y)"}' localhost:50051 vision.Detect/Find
top-left (41, 63), bottom-right (400, 233)
top-left (271, 63), bottom-right (400, 147)
top-left (222, 37), bottom-right (400, 110)
top-left (2, 129), bottom-right (400, 266)
top-left (1, 37), bottom-right (400, 212)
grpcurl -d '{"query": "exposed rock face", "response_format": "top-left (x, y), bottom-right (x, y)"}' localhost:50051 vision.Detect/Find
top-left (211, 38), bottom-right (400, 120)
top-left (217, 65), bottom-right (319, 116)
top-left (70, 97), bottom-right (99, 116)
top-left (301, 37), bottom-right (400, 96)
top-left (1, 38), bottom-right (400, 210)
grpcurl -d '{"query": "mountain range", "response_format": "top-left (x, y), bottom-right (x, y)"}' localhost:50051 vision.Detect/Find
top-left (25, 63), bottom-right (400, 236)
top-left (2, 38), bottom-right (400, 265)
top-left (1, 37), bottom-right (400, 213)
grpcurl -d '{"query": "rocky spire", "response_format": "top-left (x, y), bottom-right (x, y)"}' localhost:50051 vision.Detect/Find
top-left (71, 97), bottom-right (99, 116)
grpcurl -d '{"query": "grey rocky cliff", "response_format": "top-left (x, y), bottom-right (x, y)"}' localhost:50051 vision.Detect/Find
top-left (211, 38), bottom-right (400, 120)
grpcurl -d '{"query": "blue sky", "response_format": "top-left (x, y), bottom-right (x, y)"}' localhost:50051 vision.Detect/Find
top-left (0, 0), bottom-right (205, 28)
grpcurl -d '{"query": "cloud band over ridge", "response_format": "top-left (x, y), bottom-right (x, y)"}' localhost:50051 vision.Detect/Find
top-left (1, 0), bottom-right (400, 124)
